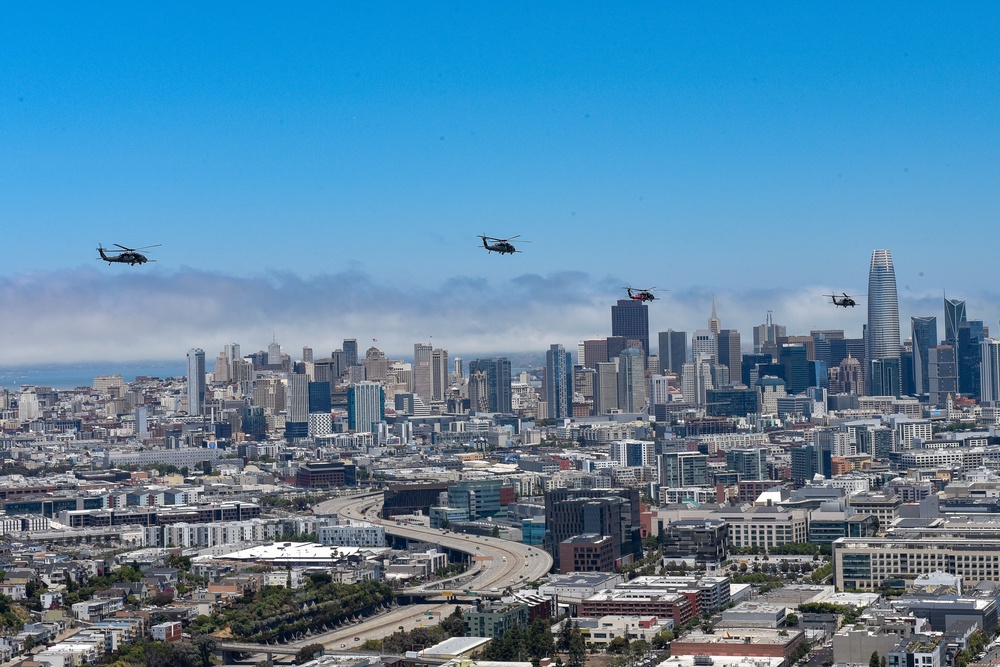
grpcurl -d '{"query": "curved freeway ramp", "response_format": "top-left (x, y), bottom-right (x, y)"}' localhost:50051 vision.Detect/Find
top-left (315, 493), bottom-right (553, 593)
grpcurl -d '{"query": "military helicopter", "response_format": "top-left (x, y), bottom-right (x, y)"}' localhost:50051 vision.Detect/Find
top-left (825, 293), bottom-right (859, 308)
top-left (97, 243), bottom-right (161, 266)
top-left (625, 286), bottom-right (657, 302)
top-left (478, 234), bottom-right (532, 255)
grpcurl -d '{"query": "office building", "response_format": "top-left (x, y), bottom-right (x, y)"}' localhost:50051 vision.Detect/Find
top-left (867, 249), bottom-right (901, 394)
top-left (754, 312), bottom-right (786, 357)
top-left (658, 330), bottom-right (687, 374)
top-left (944, 296), bottom-right (967, 347)
top-left (468, 358), bottom-right (513, 414)
top-left (717, 329), bottom-right (741, 377)
top-left (431, 348), bottom-right (449, 402)
top-left (658, 451), bottom-right (709, 488)
top-left (612, 300), bottom-right (649, 358)
top-left (347, 381), bottom-right (385, 433)
top-left (910, 316), bottom-right (937, 396)
top-left (343, 338), bottom-right (358, 368)
top-left (186, 348), bottom-right (206, 416)
top-left (982, 338), bottom-right (1000, 404)
top-left (726, 448), bottom-right (767, 481)
top-left (412, 343), bottom-right (433, 403)
top-left (691, 330), bottom-right (718, 361)
top-left (594, 361), bottom-right (619, 414)
top-left (544, 487), bottom-right (641, 572)
top-left (582, 338), bottom-right (610, 368)
top-left (958, 320), bottom-right (987, 399)
top-left (308, 381), bottom-right (332, 413)
top-left (779, 344), bottom-right (809, 394)
top-left (927, 345), bottom-right (957, 406)
top-left (870, 358), bottom-right (901, 398)
top-left (617, 348), bottom-right (647, 413)
top-left (546, 344), bottom-right (572, 419)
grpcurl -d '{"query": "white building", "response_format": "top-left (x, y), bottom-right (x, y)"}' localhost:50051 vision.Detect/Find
top-left (318, 521), bottom-right (386, 548)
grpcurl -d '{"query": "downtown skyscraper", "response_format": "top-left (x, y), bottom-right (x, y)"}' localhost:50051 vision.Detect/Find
top-left (187, 348), bottom-right (206, 416)
top-left (866, 249), bottom-right (901, 396)
top-left (611, 299), bottom-right (649, 358)
top-left (546, 344), bottom-right (572, 419)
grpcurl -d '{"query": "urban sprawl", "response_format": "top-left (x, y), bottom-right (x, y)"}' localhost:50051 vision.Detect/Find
top-left (5, 249), bottom-right (1000, 667)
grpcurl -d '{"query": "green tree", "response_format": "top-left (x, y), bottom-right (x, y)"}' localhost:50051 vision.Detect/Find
top-left (296, 644), bottom-right (325, 663)
top-left (568, 622), bottom-right (586, 667)
top-left (869, 651), bottom-right (880, 667)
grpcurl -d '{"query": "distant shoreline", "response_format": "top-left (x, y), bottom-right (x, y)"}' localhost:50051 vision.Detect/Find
top-left (0, 361), bottom-right (188, 390)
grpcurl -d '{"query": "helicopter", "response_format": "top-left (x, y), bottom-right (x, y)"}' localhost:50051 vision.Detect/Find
top-left (625, 286), bottom-right (657, 302)
top-left (825, 293), bottom-right (859, 308)
top-left (478, 235), bottom-right (528, 255)
top-left (97, 243), bottom-right (161, 266)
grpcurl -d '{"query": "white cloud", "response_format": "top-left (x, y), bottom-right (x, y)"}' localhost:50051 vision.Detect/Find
top-left (0, 267), bottom-right (996, 365)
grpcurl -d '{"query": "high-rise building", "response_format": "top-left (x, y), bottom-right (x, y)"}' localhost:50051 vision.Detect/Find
top-left (308, 381), bottom-right (332, 413)
top-left (658, 330), bottom-right (687, 374)
top-left (594, 361), bottom-right (619, 414)
top-left (545, 344), bottom-right (572, 419)
top-left (468, 358), bottom-right (513, 414)
top-left (412, 342), bottom-right (433, 403)
top-left (958, 320), bottom-right (987, 400)
top-left (267, 338), bottom-right (282, 366)
top-left (753, 312), bottom-right (786, 356)
top-left (186, 348), bottom-right (206, 416)
top-left (691, 330), bottom-right (718, 362)
top-left (981, 338), bottom-right (1000, 404)
top-left (611, 300), bottom-right (649, 358)
top-left (870, 358), bottom-right (901, 398)
top-left (581, 339), bottom-right (610, 368)
top-left (343, 339), bottom-right (359, 368)
top-left (286, 373), bottom-right (309, 423)
top-left (717, 329), bottom-right (741, 378)
top-left (543, 487), bottom-right (642, 572)
top-left (431, 348), bottom-right (449, 401)
top-left (867, 249), bottom-right (901, 395)
top-left (726, 448), bottom-right (767, 481)
top-left (779, 344), bottom-right (810, 394)
top-left (658, 451), bottom-right (709, 488)
top-left (347, 381), bottom-right (385, 433)
top-left (302, 346), bottom-right (314, 363)
top-left (617, 348), bottom-right (647, 413)
top-left (911, 316), bottom-right (938, 396)
top-left (708, 295), bottom-right (721, 335)
top-left (928, 345), bottom-right (957, 406)
top-left (362, 347), bottom-right (389, 381)
top-left (944, 296), bottom-right (967, 347)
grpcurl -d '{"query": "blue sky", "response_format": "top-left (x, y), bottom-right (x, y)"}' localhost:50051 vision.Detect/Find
top-left (1, 4), bottom-right (999, 363)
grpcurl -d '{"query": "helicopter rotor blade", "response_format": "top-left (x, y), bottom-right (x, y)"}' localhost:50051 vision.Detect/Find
top-left (113, 244), bottom-right (135, 251)
top-left (133, 244), bottom-right (162, 251)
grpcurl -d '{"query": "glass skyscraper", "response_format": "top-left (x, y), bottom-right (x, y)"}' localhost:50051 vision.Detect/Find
top-left (867, 249), bottom-right (901, 395)
top-left (611, 299), bottom-right (649, 358)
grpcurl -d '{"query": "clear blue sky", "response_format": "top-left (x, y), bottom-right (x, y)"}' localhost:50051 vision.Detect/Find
top-left (1, 4), bottom-right (999, 363)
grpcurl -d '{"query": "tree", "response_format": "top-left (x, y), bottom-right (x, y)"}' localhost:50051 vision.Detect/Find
top-left (567, 622), bottom-right (586, 667)
top-left (195, 636), bottom-right (216, 667)
top-left (558, 621), bottom-right (573, 652)
top-left (440, 606), bottom-right (465, 637)
top-left (869, 651), bottom-right (880, 667)
top-left (296, 644), bottom-right (325, 663)
top-left (785, 613), bottom-right (799, 627)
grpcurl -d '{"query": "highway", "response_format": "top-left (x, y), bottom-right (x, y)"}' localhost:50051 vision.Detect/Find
top-left (304, 491), bottom-right (553, 650)
top-left (315, 492), bottom-right (553, 594)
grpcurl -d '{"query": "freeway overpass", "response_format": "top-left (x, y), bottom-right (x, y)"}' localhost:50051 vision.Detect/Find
top-left (301, 492), bottom-right (552, 651)
top-left (314, 492), bottom-right (553, 595)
